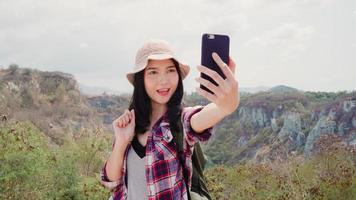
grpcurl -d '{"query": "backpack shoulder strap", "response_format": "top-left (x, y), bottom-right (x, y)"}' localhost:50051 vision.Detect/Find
top-left (172, 110), bottom-right (212, 200)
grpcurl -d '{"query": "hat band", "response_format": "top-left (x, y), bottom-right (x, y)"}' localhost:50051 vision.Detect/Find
top-left (136, 50), bottom-right (174, 65)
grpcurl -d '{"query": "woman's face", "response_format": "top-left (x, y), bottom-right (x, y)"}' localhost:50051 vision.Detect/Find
top-left (144, 59), bottom-right (179, 106)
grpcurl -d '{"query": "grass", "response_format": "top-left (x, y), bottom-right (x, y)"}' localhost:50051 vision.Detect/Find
top-left (205, 135), bottom-right (356, 200)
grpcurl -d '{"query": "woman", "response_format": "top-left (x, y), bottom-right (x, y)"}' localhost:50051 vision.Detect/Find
top-left (100, 39), bottom-right (239, 200)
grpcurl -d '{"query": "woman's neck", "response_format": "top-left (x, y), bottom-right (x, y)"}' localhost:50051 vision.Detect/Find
top-left (150, 102), bottom-right (167, 126)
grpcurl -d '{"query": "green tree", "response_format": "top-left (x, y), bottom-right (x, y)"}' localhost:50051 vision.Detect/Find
top-left (8, 64), bottom-right (19, 75)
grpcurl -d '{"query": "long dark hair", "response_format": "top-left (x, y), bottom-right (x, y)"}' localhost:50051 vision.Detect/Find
top-left (128, 59), bottom-right (183, 135)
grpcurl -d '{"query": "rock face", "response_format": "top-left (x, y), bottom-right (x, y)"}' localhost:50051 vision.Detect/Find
top-left (0, 67), bottom-right (99, 145)
top-left (1, 68), bottom-right (78, 95)
top-left (239, 107), bottom-right (269, 128)
top-left (205, 90), bottom-right (356, 165)
top-left (277, 112), bottom-right (305, 148)
top-left (1, 67), bottom-right (355, 164)
top-left (304, 115), bottom-right (337, 156)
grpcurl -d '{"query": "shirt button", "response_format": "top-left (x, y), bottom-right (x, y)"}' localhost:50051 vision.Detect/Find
top-left (164, 134), bottom-right (172, 142)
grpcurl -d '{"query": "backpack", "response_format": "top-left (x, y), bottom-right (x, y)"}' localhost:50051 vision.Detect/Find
top-left (172, 113), bottom-right (212, 200)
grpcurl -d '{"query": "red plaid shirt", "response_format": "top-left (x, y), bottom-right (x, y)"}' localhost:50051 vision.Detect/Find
top-left (100, 106), bottom-right (214, 200)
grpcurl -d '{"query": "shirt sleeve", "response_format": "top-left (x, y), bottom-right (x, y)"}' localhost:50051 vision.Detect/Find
top-left (99, 139), bottom-right (125, 191)
top-left (100, 162), bottom-right (124, 191)
top-left (182, 105), bottom-right (214, 147)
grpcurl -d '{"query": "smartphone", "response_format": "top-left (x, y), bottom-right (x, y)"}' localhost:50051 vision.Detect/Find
top-left (200, 33), bottom-right (230, 94)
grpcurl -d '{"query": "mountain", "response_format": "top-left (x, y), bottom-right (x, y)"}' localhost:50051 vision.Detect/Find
top-left (0, 66), bottom-right (103, 145)
top-left (78, 83), bottom-right (122, 96)
top-left (1, 66), bottom-right (355, 166)
top-left (240, 86), bottom-right (271, 93)
top-left (202, 90), bottom-right (356, 165)
top-left (268, 85), bottom-right (300, 93)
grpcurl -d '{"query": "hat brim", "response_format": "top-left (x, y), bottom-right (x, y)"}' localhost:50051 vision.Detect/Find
top-left (126, 54), bottom-right (190, 84)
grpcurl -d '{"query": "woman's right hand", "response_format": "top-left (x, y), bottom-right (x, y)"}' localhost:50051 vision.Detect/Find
top-left (112, 109), bottom-right (135, 145)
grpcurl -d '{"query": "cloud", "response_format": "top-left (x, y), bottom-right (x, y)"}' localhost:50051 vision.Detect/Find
top-left (0, 0), bottom-right (251, 93)
top-left (245, 23), bottom-right (315, 59)
top-left (0, 0), bottom-right (354, 93)
top-left (79, 43), bottom-right (88, 48)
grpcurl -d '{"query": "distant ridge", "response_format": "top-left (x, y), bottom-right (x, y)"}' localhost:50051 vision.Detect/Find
top-left (78, 83), bottom-right (121, 96)
top-left (268, 85), bottom-right (299, 93)
top-left (240, 86), bottom-right (271, 93)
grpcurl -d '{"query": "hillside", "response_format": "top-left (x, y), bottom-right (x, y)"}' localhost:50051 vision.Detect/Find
top-left (2, 114), bottom-right (354, 199)
top-left (0, 120), bottom-right (111, 199)
top-left (203, 90), bottom-right (356, 165)
top-left (1, 66), bottom-right (355, 165)
top-left (0, 65), bottom-right (104, 145)
top-left (1, 66), bottom-right (355, 199)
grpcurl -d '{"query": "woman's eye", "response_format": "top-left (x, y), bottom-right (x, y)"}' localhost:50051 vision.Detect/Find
top-left (168, 69), bottom-right (176, 73)
top-left (148, 71), bottom-right (157, 75)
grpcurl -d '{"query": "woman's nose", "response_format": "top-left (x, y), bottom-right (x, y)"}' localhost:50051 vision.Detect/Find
top-left (158, 74), bottom-right (169, 85)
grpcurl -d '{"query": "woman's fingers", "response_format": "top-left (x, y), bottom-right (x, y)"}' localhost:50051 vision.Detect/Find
top-left (114, 117), bottom-right (122, 128)
top-left (120, 116), bottom-right (126, 128)
top-left (124, 110), bottom-right (130, 124)
top-left (196, 65), bottom-right (232, 94)
top-left (130, 109), bottom-right (135, 123)
top-left (194, 53), bottom-right (240, 116)
top-left (195, 77), bottom-right (224, 97)
top-left (212, 52), bottom-right (235, 81)
top-left (211, 52), bottom-right (225, 68)
top-left (228, 56), bottom-right (236, 74)
top-left (196, 53), bottom-right (238, 97)
top-left (197, 65), bottom-right (225, 86)
top-left (114, 109), bottom-right (136, 130)
top-left (115, 110), bottom-right (129, 128)
top-left (196, 87), bottom-right (217, 103)
top-left (117, 119), bottom-right (122, 128)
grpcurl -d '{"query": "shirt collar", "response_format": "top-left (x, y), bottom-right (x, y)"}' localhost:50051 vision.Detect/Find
top-left (151, 110), bottom-right (169, 130)
top-left (150, 110), bottom-right (170, 142)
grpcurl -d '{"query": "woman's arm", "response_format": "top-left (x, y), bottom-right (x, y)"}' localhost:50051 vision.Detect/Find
top-left (191, 53), bottom-right (240, 133)
top-left (105, 140), bottom-right (129, 181)
top-left (104, 109), bottom-right (135, 181)
top-left (190, 103), bottom-right (228, 133)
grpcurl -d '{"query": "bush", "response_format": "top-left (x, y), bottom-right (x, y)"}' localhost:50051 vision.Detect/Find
top-left (8, 64), bottom-right (19, 75)
top-left (0, 121), bottom-right (53, 199)
top-left (23, 68), bottom-right (32, 76)
top-left (205, 141), bottom-right (356, 200)
top-left (0, 121), bottom-right (111, 200)
top-left (50, 148), bottom-right (83, 200)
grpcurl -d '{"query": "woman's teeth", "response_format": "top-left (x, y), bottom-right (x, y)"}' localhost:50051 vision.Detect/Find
top-left (157, 88), bottom-right (170, 95)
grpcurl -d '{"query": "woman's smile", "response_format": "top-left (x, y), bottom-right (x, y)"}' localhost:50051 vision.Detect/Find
top-left (157, 88), bottom-right (170, 96)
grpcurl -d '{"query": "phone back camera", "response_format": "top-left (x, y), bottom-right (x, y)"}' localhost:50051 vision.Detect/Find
top-left (208, 34), bottom-right (215, 39)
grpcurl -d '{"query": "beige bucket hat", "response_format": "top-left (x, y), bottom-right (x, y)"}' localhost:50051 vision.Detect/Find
top-left (126, 39), bottom-right (190, 84)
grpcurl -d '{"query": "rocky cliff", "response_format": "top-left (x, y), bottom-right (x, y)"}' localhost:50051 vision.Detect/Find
top-left (0, 66), bottom-right (101, 145)
top-left (1, 67), bottom-right (355, 164)
top-left (204, 88), bottom-right (356, 165)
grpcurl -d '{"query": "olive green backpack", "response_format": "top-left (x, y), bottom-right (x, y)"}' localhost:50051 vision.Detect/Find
top-left (172, 116), bottom-right (212, 200)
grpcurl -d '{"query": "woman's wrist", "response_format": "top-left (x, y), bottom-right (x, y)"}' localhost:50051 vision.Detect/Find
top-left (114, 137), bottom-right (130, 151)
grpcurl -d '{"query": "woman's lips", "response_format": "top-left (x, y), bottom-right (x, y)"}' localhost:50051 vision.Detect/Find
top-left (157, 88), bottom-right (170, 96)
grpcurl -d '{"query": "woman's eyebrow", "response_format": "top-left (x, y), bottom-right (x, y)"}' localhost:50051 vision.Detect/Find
top-left (146, 66), bottom-right (157, 70)
top-left (146, 65), bottom-right (175, 70)
top-left (166, 65), bottom-right (175, 69)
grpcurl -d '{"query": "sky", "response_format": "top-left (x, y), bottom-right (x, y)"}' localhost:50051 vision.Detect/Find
top-left (1, 0), bottom-right (355, 94)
